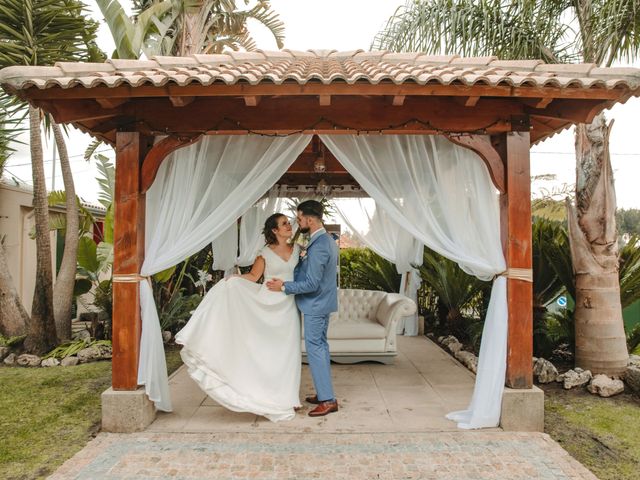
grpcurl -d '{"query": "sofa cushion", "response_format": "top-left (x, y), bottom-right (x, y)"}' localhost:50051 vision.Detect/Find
top-left (328, 322), bottom-right (386, 340)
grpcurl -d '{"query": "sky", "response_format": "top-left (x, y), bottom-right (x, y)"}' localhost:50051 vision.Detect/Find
top-left (3, 0), bottom-right (639, 218)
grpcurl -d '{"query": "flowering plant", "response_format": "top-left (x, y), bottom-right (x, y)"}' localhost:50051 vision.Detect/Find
top-left (193, 269), bottom-right (213, 295)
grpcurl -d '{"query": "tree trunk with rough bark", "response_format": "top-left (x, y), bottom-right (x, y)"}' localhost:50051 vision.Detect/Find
top-left (52, 122), bottom-right (78, 341)
top-left (568, 113), bottom-right (629, 376)
top-left (0, 242), bottom-right (30, 337)
top-left (24, 106), bottom-right (57, 354)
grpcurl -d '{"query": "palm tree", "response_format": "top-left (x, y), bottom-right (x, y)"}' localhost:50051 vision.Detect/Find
top-left (96, 0), bottom-right (285, 59)
top-left (373, 0), bottom-right (639, 376)
top-left (0, 0), bottom-right (103, 352)
top-left (51, 122), bottom-right (79, 341)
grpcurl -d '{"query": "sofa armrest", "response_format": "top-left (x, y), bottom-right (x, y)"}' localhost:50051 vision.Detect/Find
top-left (375, 293), bottom-right (417, 335)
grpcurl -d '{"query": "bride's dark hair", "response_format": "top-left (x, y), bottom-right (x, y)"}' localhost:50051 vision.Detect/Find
top-left (263, 213), bottom-right (286, 245)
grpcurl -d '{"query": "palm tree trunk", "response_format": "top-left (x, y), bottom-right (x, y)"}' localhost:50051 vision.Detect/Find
top-left (24, 106), bottom-right (56, 354)
top-left (568, 112), bottom-right (628, 376)
top-left (0, 242), bottom-right (30, 337)
top-left (52, 122), bottom-right (78, 341)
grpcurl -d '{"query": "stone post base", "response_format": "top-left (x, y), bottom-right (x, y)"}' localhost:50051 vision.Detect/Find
top-left (102, 387), bottom-right (156, 433)
top-left (500, 385), bottom-right (544, 432)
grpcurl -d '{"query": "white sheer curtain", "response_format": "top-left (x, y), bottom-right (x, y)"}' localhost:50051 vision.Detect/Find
top-left (237, 188), bottom-right (283, 266)
top-left (138, 134), bottom-right (311, 411)
top-left (211, 187), bottom-right (283, 273)
top-left (333, 198), bottom-right (423, 335)
top-left (321, 134), bottom-right (507, 429)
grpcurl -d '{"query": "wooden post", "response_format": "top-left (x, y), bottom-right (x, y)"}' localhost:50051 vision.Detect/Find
top-left (112, 132), bottom-right (149, 390)
top-left (499, 131), bottom-right (534, 389)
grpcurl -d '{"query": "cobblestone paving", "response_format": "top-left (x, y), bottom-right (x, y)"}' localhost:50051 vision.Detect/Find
top-left (48, 431), bottom-right (598, 479)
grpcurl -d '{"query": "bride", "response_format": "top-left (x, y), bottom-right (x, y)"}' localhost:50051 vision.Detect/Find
top-left (175, 213), bottom-right (301, 422)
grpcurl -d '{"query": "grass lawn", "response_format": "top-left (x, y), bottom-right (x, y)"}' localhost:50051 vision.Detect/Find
top-left (543, 383), bottom-right (640, 480)
top-left (0, 345), bottom-right (183, 480)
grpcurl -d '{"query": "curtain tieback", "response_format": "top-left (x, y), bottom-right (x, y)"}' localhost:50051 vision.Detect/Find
top-left (498, 268), bottom-right (533, 282)
top-left (113, 273), bottom-right (150, 283)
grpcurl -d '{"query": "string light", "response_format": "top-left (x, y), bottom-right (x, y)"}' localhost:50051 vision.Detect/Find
top-left (133, 116), bottom-right (505, 138)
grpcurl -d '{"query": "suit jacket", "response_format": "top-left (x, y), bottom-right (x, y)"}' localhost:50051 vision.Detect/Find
top-left (284, 230), bottom-right (338, 315)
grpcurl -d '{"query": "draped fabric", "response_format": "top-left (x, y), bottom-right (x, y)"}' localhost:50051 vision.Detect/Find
top-left (211, 187), bottom-right (283, 274)
top-left (138, 134), bottom-right (312, 411)
top-left (332, 198), bottom-right (423, 335)
top-left (321, 134), bottom-right (507, 429)
top-left (237, 188), bottom-right (283, 267)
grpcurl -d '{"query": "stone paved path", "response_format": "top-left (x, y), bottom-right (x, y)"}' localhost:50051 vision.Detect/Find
top-left (49, 431), bottom-right (598, 479)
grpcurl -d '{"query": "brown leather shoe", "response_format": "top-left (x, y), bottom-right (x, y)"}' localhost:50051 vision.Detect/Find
top-left (308, 400), bottom-right (338, 417)
top-left (305, 395), bottom-right (320, 405)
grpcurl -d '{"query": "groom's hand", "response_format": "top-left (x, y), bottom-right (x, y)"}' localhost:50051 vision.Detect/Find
top-left (266, 278), bottom-right (284, 292)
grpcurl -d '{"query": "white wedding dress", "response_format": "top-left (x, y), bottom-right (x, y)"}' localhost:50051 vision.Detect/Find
top-left (175, 244), bottom-right (301, 422)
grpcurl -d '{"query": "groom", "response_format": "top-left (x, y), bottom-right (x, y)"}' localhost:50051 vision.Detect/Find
top-left (267, 200), bottom-right (339, 417)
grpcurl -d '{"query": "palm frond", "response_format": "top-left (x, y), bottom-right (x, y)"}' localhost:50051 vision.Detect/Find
top-left (94, 154), bottom-right (115, 208)
top-left (372, 0), bottom-right (576, 63)
top-left (417, 247), bottom-right (489, 313)
top-left (47, 189), bottom-right (97, 234)
top-left (0, 0), bottom-right (103, 68)
top-left (84, 139), bottom-right (103, 161)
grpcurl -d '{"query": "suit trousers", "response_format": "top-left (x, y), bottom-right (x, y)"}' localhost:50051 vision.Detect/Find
top-left (303, 313), bottom-right (335, 402)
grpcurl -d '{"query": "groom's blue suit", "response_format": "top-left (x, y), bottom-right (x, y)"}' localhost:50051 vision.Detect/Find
top-left (283, 229), bottom-right (338, 402)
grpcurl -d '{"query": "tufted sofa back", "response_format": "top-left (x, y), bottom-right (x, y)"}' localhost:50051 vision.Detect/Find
top-left (331, 289), bottom-right (387, 324)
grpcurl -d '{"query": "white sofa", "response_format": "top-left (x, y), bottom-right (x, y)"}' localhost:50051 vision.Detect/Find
top-left (301, 289), bottom-right (417, 364)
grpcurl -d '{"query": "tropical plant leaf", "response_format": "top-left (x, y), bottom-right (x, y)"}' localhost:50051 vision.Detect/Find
top-left (103, 204), bottom-right (114, 244)
top-left (74, 278), bottom-right (93, 297)
top-left (96, 241), bottom-right (114, 271)
top-left (94, 154), bottom-right (115, 209)
top-left (77, 236), bottom-right (99, 272)
top-left (619, 236), bottom-right (640, 309)
top-left (154, 265), bottom-right (177, 283)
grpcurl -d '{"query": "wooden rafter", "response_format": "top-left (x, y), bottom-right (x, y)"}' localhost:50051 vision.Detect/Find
top-left (445, 134), bottom-right (506, 193)
top-left (169, 96), bottom-right (195, 107)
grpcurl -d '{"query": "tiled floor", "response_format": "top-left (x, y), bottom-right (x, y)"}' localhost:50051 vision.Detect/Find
top-left (148, 336), bottom-right (478, 433)
top-left (47, 336), bottom-right (599, 479)
top-left (49, 431), bottom-right (598, 479)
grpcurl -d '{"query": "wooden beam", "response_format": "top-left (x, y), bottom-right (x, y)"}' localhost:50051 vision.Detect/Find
top-left (169, 96), bottom-right (195, 107)
top-left (38, 98), bottom-right (121, 124)
top-left (119, 96), bottom-right (518, 136)
top-left (392, 95), bottom-right (405, 106)
top-left (446, 134), bottom-right (506, 193)
top-left (22, 82), bottom-right (626, 101)
top-left (499, 131), bottom-right (533, 389)
top-left (112, 132), bottom-right (150, 390)
top-left (243, 95), bottom-right (260, 107)
top-left (96, 97), bottom-right (129, 109)
top-left (465, 96), bottom-right (480, 107)
top-left (141, 135), bottom-right (202, 193)
top-left (319, 94), bottom-right (331, 106)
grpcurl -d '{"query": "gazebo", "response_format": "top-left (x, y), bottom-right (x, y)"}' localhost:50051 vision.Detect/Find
top-left (2, 49), bottom-right (639, 431)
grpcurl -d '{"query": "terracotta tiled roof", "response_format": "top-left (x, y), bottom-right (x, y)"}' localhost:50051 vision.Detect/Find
top-left (1, 49), bottom-right (639, 93)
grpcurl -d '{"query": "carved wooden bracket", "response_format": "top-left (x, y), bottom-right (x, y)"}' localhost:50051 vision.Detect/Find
top-left (445, 134), bottom-right (506, 194)
top-left (140, 134), bottom-right (202, 193)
